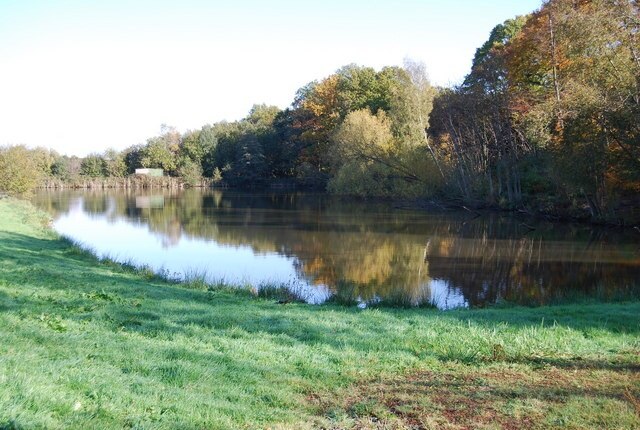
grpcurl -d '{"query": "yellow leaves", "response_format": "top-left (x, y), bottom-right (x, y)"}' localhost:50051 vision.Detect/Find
top-left (300, 74), bottom-right (340, 120)
top-left (0, 145), bottom-right (44, 195)
top-left (334, 109), bottom-right (395, 159)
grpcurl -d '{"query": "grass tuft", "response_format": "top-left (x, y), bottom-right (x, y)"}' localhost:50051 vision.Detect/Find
top-left (255, 281), bottom-right (308, 303)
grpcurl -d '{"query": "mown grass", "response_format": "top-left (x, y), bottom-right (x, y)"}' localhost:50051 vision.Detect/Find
top-left (0, 198), bottom-right (638, 429)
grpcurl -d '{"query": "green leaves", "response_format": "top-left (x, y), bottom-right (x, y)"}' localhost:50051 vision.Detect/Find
top-left (80, 154), bottom-right (106, 178)
top-left (0, 145), bottom-right (44, 195)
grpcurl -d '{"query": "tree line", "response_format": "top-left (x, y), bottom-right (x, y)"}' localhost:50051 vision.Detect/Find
top-left (430, 0), bottom-right (640, 221)
top-left (1, 0), bottom-right (638, 222)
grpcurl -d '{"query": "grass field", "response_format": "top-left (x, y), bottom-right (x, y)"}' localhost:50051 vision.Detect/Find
top-left (0, 197), bottom-right (638, 429)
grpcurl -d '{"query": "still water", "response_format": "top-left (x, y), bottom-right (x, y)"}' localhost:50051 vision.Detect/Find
top-left (32, 189), bottom-right (640, 309)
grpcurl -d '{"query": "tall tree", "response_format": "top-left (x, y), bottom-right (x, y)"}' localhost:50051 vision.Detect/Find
top-left (389, 60), bottom-right (442, 178)
top-left (507, 0), bottom-right (640, 216)
top-left (103, 148), bottom-right (127, 177)
top-left (431, 17), bottom-right (529, 204)
top-left (140, 126), bottom-right (181, 174)
top-left (81, 154), bottom-right (106, 178)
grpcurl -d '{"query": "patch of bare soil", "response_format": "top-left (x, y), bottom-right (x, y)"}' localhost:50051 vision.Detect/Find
top-left (310, 366), bottom-right (640, 430)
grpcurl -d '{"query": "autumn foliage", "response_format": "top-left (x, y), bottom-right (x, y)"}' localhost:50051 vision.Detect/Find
top-left (431, 0), bottom-right (640, 221)
top-left (1, 0), bottom-right (638, 222)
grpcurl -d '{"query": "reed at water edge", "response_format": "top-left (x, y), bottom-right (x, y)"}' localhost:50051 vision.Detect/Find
top-left (40, 176), bottom-right (214, 190)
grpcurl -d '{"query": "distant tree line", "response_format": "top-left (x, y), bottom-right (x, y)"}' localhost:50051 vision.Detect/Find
top-left (1, 0), bottom-right (638, 222)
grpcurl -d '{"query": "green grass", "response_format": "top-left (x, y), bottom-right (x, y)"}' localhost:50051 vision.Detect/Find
top-left (0, 198), bottom-right (639, 429)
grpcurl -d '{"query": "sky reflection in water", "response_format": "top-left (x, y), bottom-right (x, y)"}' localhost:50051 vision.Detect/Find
top-left (33, 189), bottom-right (640, 309)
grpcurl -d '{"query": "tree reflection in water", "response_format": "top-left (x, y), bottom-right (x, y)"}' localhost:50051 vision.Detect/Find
top-left (33, 189), bottom-right (640, 308)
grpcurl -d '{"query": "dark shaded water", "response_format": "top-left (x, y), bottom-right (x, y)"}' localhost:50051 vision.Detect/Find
top-left (32, 189), bottom-right (640, 309)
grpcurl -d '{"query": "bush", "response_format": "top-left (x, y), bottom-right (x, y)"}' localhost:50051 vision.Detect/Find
top-left (177, 158), bottom-right (203, 187)
top-left (0, 145), bottom-right (43, 195)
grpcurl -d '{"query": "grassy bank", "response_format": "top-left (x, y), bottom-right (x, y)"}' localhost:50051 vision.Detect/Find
top-left (0, 198), bottom-right (638, 429)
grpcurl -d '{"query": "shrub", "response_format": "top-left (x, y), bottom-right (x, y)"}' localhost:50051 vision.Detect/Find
top-left (0, 145), bottom-right (43, 195)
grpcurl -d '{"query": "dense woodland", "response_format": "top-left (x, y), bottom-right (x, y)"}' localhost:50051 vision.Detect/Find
top-left (1, 0), bottom-right (639, 223)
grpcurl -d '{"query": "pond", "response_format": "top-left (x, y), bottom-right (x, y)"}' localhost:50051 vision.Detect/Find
top-left (32, 189), bottom-right (640, 309)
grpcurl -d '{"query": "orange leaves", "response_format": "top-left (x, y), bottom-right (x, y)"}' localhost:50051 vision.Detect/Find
top-left (300, 74), bottom-right (340, 124)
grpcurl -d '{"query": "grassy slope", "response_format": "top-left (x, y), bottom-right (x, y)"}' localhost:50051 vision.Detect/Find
top-left (0, 198), bottom-right (638, 429)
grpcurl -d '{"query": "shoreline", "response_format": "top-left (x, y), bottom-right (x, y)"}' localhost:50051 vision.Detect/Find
top-left (1, 197), bottom-right (639, 428)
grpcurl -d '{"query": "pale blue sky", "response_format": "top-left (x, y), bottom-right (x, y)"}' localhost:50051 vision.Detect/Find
top-left (0, 0), bottom-right (542, 155)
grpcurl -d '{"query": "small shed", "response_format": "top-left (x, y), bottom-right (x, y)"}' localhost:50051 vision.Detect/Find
top-left (135, 168), bottom-right (164, 177)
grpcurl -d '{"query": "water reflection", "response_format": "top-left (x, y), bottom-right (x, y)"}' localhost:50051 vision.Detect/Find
top-left (33, 189), bottom-right (640, 309)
